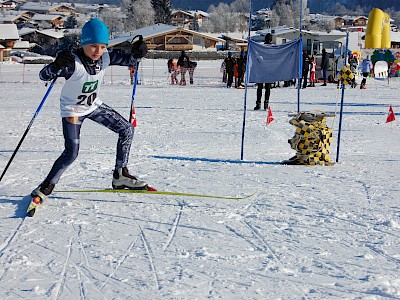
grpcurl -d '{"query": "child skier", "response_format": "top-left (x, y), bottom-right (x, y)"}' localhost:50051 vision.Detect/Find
top-left (31, 18), bottom-right (149, 205)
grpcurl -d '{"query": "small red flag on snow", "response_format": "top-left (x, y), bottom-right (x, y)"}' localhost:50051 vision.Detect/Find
top-left (386, 105), bottom-right (395, 123)
top-left (266, 106), bottom-right (275, 126)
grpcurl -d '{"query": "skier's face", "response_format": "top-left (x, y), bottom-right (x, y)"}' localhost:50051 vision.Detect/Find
top-left (82, 43), bottom-right (107, 61)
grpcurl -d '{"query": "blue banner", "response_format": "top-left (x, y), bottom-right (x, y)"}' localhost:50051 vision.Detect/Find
top-left (247, 38), bottom-right (302, 83)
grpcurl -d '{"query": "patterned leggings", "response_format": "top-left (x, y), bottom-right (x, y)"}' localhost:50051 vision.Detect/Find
top-left (44, 103), bottom-right (134, 184)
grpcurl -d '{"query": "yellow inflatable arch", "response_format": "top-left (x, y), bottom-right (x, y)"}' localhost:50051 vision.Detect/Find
top-left (365, 8), bottom-right (391, 49)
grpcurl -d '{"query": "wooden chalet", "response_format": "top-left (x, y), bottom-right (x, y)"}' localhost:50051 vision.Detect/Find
top-left (31, 14), bottom-right (64, 29)
top-left (109, 24), bottom-right (224, 52)
top-left (170, 9), bottom-right (194, 29)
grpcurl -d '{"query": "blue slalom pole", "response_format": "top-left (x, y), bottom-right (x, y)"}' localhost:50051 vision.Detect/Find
top-left (240, 0), bottom-right (253, 160)
top-left (129, 35), bottom-right (143, 127)
top-left (129, 60), bottom-right (139, 127)
top-left (297, 0), bottom-right (303, 113)
top-left (0, 75), bottom-right (59, 181)
top-left (336, 31), bottom-right (349, 163)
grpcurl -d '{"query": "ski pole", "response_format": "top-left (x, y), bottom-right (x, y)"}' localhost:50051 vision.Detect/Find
top-left (0, 75), bottom-right (59, 182)
top-left (129, 34), bottom-right (143, 127)
top-left (129, 59), bottom-right (139, 127)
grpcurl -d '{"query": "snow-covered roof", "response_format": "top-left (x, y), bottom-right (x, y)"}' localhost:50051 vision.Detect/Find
top-left (36, 29), bottom-right (64, 39)
top-left (13, 40), bottom-right (30, 49)
top-left (0, 14), bottom-right (18, 22)
top-left (20, 2), bottom-right (72, 12)
top-left (0, 23), bottom-right (19, 39)
top-left (257, 26), bottom-right (297, 36)
top-left (110, 24), bottom-right (224, 47)
top-left (18, 27), bottom-right (36, 36)
top-left (188, 10), bottom-right (209, 17)
top-left (31, 14), bottom-right (62, 21)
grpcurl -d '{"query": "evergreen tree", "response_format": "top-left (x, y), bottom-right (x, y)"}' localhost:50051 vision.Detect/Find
top-left (151, 0), bottom-right (172, 24)
top-left (64, 15), bottom-right (77, 29)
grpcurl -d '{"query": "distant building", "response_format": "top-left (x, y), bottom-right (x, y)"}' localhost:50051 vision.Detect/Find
top-left (20, 2), bottom-right (75, 15)
top-left (0, 23), bottom-right (19, 61)
top-left (110, 24), bottom-right (224, 52)
top-left (170, 9), bottom-right (209, 31)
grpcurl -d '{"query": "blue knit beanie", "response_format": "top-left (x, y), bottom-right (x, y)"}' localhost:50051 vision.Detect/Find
top-left (80, 18), bottom-right (109, 46)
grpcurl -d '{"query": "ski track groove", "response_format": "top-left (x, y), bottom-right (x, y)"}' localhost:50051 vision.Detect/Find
top-left (365, 244), bottom-right (400, 266)
top-left (138, 224), bottom-right (161, 291)
top-left (162, 203), bottom-right (183, 253)
top-left (0, 218), bottom-right (28, 284)
top-left (73, 224), bottom-right (90, 267)
top-left (73, 263), bottom-right (109, 300)
top-left (0, 218), bottom-right (25, 257)
top-left (99, 237), bottom-right (139, 291)
top-left (52, 237), bottom-right (73, 300)
top-left (325, 212), bottom-right (400, 239)
top-left (99, 211), bottom-right (224, 235)
top-left (244, 220), bottom-right (309, 300)
top-left (224, 224), bottom-right (264, 251)
top-left (244, 220), bottom-right (282, 265)
top-left (74, 264), bottom-right (86, 300)
top-left (268, 223), bottom-right (361, 282)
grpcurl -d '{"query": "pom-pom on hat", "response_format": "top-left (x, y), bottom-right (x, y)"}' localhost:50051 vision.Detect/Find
top-left (80, 18), bottom-right (109, 46)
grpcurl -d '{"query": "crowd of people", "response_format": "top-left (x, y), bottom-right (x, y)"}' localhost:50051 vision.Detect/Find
top-left (163, 42), bottom-right (374, 112)
top-left (167, 51), bottom-right (197, 86)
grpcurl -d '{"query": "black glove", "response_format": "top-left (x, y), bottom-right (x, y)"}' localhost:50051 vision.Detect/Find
top-left (53, 50), bottom-right (75, 70)
top-left (131, 39), bottom-right (148, 58)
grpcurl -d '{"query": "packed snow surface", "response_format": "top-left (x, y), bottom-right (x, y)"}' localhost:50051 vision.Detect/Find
top-left (0, 60), bottom-right (399, 299)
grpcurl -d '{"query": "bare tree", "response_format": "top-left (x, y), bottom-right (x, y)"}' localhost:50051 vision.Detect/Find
top-left (100, 8), bottom-right (126, 37)
top-left (231, 0), bottom-right (250, 13)
top-left (269, 10), bottom-right (280, 27)
top-left (274, 2), bottom-right (294, 27)
top-left (292, 0), bottom-right (310, 29)
top-left (122, 0), bottom-right (155, 31)
top-left (204, 1), bottom-right (249, 33)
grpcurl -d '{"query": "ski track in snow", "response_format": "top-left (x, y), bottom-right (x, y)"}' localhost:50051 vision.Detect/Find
top-left (162, 201), bottom-right (184, 253)
top-left (138, 224), bottom-right (161, 291)
top-left (1, 61), bottom-right (400, 299)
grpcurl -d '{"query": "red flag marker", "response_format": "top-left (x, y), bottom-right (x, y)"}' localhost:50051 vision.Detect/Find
top-left (266, 106), bottom-right (275, 126)
top-left (386, 105), bottom-right (395, 123)
top-left (131, 106), bottom-right (137, 127)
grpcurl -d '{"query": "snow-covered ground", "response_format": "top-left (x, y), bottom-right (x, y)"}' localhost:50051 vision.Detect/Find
top-left (1, 60), bottom-right (399, 299)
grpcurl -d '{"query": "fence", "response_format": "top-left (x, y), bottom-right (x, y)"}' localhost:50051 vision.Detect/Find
top-left (0, 59), bottom-right (224, 86)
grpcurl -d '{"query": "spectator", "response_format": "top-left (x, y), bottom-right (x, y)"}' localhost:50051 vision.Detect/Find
top-left (309, 56), bottom-right (316, 87)
top-left (188, 61), bottom-right (197, 84)
top-left (302, 51), bottom-right (310, 89)
top-left (177, 50), bottom-right (190, 85)
top-left (359, 56), bottom-right (373, 89)
top-left (220, 61), bottom-right (227, 83)
top-left (348, 53), bottom-right (359, 88)
top-left (236, 50), bottom-right (246, 89)
top-left (223, 52), bottom-right (236, 88)
top-left (321, 48), bottom-right (329, 86)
